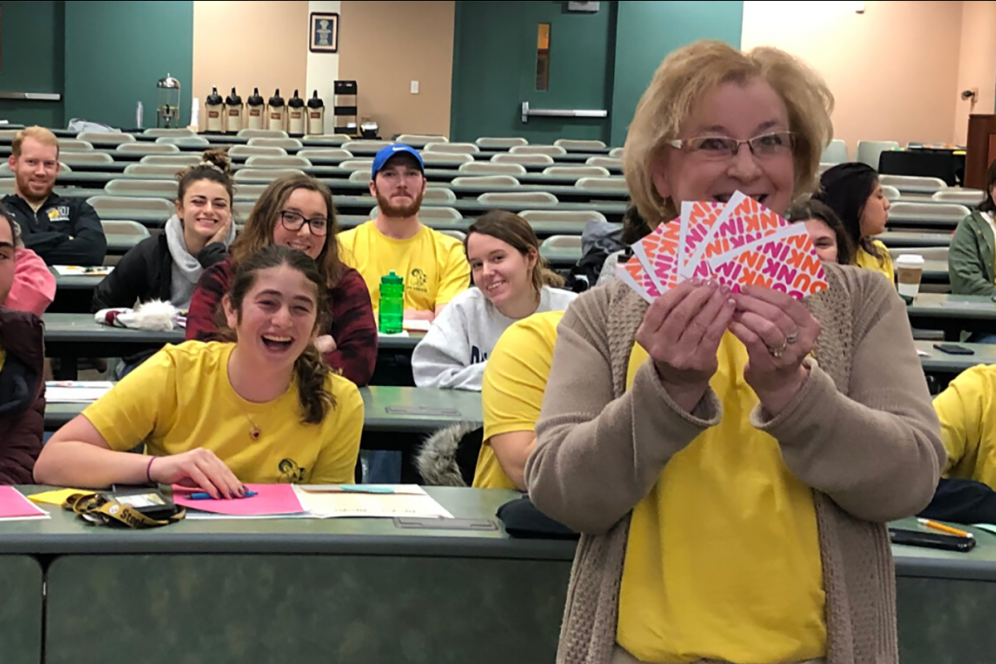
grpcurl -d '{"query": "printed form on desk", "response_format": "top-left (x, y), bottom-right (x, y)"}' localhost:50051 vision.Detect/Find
top-left (294, 485), bottom-right (454, 519)
top-left (46, 381), bottom-right (115, 403)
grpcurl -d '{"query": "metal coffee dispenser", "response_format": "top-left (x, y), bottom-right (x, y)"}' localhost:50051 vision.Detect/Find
top-left (246, 87), bottom-right (265, 130)
top-left (156, 73), bottom-right (181, 128)
top-left (267, 89), bottom-right (286, 132)
top-left (204, 86), bottom-right (224, 133)
top-left (306, 90), bottom-right (325, 135)
top-left (225, 87), bottom-right (244, 133)
top-left (288, 90), bottom-right (305, 136)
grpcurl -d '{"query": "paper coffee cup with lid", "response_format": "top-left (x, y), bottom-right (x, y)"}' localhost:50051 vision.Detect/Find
top-left (895, 254), bottom-right (925, 300)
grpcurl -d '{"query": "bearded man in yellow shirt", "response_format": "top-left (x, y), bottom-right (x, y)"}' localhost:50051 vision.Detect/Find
top-left (338, 144), bottom-right (469, 323)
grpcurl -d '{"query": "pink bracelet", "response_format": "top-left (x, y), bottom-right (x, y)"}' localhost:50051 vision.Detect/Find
top-left (146, 456), bottom-right (156, 483)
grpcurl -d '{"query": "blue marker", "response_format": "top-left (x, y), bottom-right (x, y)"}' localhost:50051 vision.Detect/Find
top-left (187, 490), bottom-right (258, 500)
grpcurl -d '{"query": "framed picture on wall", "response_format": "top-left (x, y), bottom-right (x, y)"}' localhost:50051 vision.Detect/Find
top-left (310, 13), bottom-right (339, 53)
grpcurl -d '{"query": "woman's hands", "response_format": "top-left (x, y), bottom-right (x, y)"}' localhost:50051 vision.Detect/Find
top-left (635, 278), bottom-right (819, 415)
top-left (148, 449), bottom-right (246, 499)
top-left (207, 212), bottom-right (233, 246)
top-left (729, 285), bottom-right (821, 415)
top-left (635, 279), bottom-right (736, 412)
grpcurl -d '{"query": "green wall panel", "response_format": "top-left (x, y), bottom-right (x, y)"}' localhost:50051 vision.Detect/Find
top-left (450, 1), bottom-right (524, 142)
top-left (64, 1), bottom-right (193, 129)
top-left (450, 1), bottom-right (614, 144)
top-left (0, 1), bottom-right (65, 127)
top-left (451, 1), bottom-right (744, 148)
top-left (610, 1), bottom-right (743, 146)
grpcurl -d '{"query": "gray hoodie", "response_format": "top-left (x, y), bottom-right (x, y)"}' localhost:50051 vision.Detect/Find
top-left (412, 285), bottom-right (577, 391)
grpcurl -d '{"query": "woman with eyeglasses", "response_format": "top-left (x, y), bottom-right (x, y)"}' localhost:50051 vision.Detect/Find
top-left (187, 174), bottom-right (377, 386)
top-left (525, 40), bottom-right (942, 664)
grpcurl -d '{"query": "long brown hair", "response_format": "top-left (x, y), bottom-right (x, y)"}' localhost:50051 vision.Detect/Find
top-left (177, 147), bottom-right (234, 206)
top-left (465, 210), bottom-right (564, 291)
top-left (813, 162), bottom-right (884, 260)
top-left (223, 245), bottom-right (334, 424)
top-left (229, 174), bottom-right (344, 286)
top-left (785, 197), bottom-right (855, 265)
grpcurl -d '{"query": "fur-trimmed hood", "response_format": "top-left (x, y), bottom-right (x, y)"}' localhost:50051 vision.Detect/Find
top-left (416, 421), bottom-right (481, 487)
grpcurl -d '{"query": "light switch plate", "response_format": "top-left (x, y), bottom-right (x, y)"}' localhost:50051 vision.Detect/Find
top-left (410, 80), bottom-right (419, 94)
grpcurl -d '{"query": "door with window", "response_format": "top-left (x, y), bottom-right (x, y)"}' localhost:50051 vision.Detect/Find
top-left (451, 1), bottom-right (615, 144)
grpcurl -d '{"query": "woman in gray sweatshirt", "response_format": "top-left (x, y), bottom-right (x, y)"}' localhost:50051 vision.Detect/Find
top-left (412, 210), bottom-right (577, 390)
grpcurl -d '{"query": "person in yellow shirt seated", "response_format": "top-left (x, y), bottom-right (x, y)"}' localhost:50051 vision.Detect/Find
top-left (814, 162), bottom-right (895, 283)
top-left (337, 144), bottom-right (469, 323)
top-left (473, 310), bottom-right (564, 491)
top-left (922, 363), bottom-right (996, 523)
top-left (33, 246), bottom-right (364, 496)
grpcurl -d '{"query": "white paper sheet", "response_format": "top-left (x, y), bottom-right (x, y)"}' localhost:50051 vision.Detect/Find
top-left (294, 484), bottom-right (454, 519)
top-left (45, 381), bottom-right (114, 403)
top-left (53, 265), bottom-right (114, 276)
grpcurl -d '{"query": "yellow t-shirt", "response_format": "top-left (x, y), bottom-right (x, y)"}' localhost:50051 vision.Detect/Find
top-left (0, 348), bottom-right (5, 374)
top-left (856, 240), bottom-right (894, 283)
top-left (617, 334), bottom-right (826, 664)
top-left (934, 363), bottom-right (996, 487)
top-left (473, 311), bottom-right (564, 490)
top-left (83, 341), bottom-right (364, 484)
top-left (337, 221), bottom-right (469, 313)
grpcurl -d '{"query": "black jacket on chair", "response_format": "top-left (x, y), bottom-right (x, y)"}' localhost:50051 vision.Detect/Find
top-left (92, 233), bottom-right (228, 311)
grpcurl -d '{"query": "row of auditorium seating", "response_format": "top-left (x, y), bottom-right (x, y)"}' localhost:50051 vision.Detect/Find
top-left (10, 145), bottom-right (623, 171)
top-left (0, 127), bottom-right (619, 153)
top-left (821, 139), bottom-right (966, 171)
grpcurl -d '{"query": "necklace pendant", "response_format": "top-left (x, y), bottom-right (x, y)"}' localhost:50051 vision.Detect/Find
top-left (250, 426), bottom-right (261, 441)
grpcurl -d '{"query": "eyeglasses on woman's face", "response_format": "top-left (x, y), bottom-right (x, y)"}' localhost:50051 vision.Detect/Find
top-left (279, 209), bottom-right (328, 236)
top-left (668, 131), bottom-right (795, 160)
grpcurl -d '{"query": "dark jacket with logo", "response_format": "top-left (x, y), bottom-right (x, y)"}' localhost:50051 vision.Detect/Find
top-left (0, 307), bottom-right (44, 484)
top-left (2, 192), bottom-right (106, 266)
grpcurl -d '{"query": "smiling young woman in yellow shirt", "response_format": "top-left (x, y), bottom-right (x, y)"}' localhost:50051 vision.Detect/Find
top-left (34, 246), bottom-right (363, 496)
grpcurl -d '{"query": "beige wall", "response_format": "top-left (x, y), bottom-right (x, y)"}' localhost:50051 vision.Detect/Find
top-left (338, 1), bottom-right (455, 140)
top-left (192, 1), bottom-right (309, 128)
top-left (954, 1), bottom-right (996, 145)
top-left (742, 1), bottom-right (965, 157)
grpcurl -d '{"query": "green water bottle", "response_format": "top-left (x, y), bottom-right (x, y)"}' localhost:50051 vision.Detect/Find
top-left (379, 271), bottom-right (404, 334)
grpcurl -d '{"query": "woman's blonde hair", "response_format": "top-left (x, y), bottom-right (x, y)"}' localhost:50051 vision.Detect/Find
top-left (623, 40), bottom-right (834, 226)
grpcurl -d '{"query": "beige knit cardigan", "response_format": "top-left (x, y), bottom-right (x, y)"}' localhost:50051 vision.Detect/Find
top-left (525, 263), bottom-right (945, 664)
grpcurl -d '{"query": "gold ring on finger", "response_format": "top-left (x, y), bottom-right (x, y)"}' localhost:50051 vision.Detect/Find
top-left (768, 342), bottom-right (787, 358)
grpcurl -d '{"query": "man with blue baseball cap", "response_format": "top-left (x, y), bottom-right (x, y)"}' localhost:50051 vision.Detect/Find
top-left (338, 143), bottom-right (469, 323)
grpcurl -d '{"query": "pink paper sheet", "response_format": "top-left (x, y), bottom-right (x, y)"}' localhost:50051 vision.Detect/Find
top-left (0, 486), bottom-right (49, 519)
top-left (172, 483), bottom-right (306, 516)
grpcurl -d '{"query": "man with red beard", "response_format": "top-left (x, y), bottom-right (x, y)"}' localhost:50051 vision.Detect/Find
top-left (2, 127), bottom-right (105, 266)
top-left (338, 144), bottom-right (469, 323)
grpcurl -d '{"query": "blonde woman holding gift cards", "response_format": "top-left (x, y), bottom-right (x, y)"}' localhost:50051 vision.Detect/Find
top-left (525, 40), bottom-right (943, 664)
